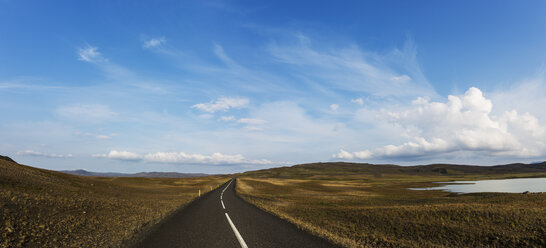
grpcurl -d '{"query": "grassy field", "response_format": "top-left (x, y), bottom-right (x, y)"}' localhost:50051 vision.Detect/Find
top-left (0, 157), bottom-right (229, 248)
top-left (236, 162), bottom-right (546, 248)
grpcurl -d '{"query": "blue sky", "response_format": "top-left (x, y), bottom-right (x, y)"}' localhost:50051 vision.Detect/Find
top-left (2, 1), bottom-right (546, 173)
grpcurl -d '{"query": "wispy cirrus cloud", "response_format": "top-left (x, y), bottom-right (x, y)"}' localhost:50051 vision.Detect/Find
top-left (78, 45), bottom-right (104, 62)
top-left (192, 97), bottom-right (249, 113)
top-left (351, 98), bottom-right (364, 105)
top-left (237, 118), bottom-right (266, 125)
top-left (76, 131), bottom-right (117, 140)
top-left (143, 37), bottom-right (166, 48)
top-left (267, 35), bottom-right (437, 99)
top-left (56, 104), bottom-right (117, 123)
top-left (17, 150), bottom-right (73, 158)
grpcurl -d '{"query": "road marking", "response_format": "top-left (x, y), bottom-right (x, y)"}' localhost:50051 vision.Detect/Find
top-left (220, 180), bottom-right (232, 210)
top-left (222, 180), bottom-right (232, 193)
top-left (220, 179), bottom-right (232, 203)
top-left (225, 213), bottom-right (248, 248)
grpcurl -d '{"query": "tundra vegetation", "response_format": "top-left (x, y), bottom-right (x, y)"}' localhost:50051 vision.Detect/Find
top-left (236, 162), bottom-right (546, 248)
top-left (0, 157), bottom-right (229, 248)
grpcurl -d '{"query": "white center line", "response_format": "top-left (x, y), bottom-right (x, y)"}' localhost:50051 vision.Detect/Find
top-left (220, 180), bottom-right (232, 210)
top-left (225, 213), bottom-right (248, 248)
top-left (222, 180), bottom-right (232, 194)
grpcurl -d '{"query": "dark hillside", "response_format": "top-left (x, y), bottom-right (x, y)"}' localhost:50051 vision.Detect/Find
top-left (242, 161), bottom-right (546, 178)
top-left (0, 155), bottom-right (16, 163)
top-left (0, 155), bottom-right (228, 247)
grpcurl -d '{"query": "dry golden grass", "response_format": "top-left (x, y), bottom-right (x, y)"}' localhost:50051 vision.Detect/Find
top-left (0, 159), bottom-right (229, 248)
top-left (237, 173), bottom-right (546, 248)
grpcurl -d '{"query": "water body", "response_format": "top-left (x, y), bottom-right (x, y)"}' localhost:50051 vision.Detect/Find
top-left (410, 177), bottom-right (546, 193)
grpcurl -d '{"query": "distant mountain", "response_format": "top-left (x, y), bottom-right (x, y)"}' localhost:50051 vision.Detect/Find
top-left (60, 169), bottom-right (209, 178)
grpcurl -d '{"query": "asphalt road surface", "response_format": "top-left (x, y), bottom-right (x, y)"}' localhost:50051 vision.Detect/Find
top-left (134, 179), bottom-right (337, 248)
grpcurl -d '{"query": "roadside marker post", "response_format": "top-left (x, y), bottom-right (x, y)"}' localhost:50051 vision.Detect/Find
top-left (198, 189), bottom-right (201, 197)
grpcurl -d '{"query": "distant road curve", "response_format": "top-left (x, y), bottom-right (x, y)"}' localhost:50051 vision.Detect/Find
top-left (134, 179), bottom-right (337, 248)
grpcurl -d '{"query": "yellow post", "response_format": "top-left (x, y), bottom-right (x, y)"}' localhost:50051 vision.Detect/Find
top-left (210, 186), bottom-right (212, 191)
top-left (198, 189), bottom-right (201, 197)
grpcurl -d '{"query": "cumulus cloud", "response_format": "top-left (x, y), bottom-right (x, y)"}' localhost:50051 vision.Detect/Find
top-left (336, 87), bottom-right (546, 160)
top-left (334, 149), bottom-right (354, 159)
top-left (330, 104), bottom-right (339, 111)
top-left (16, 150), bottom-right (73, 158)
top-left (143, 37), bottom-right (166, 48)
top-left (78, 45), bottom-right (103, 62)
top-left (192, 97), bottom-right (249, 113)
top-left (56, 104), bottom-right (117, 122)
top-left (93, 150), bottom-right (283, 165)
top-left (92, 150), bottom-right (141, 161)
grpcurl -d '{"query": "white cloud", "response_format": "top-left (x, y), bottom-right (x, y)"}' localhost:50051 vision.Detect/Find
top-left (213, 44), bottom-right (240, 69)
top-left (219, 116), bottom-right (236, 122)
top-left (238, 118), bottom-right (267, 131)
top-left (56, 104), bottom-right (117, 122)
top-left (144, 152), bottom-right (247, 164)
top-left (333, 149), bottom-right (354, 159)
top-left (391, 75), bottom-right (411, 83)
top-left (217, 116), bottom-right (267, 130)
top-left (351, 98), bottom-right (364, 105)
top-left (143, 37), bottom-right (166, 48)
top-left (92, 150), bottom-right (141, 161)
top-left (192, 97), bottom-right (249, 113)
top-left (95, 134), bottom-right (111, 140)
top-left (77, 132), bottom-right (115, 140)
top-left (93, 150), bottom-right (283, 165)
top-left (78, 45), bottom-right (103, 62)
top-left (244, 126), bottom-right (264, 131)
top-left (267, 36), bottom-right (437, 98)
top-left (330, 104), bottom-right (339, 111)
top-left (16, 150), bottom-right (73, 158)
top-left (238, 118), bottom-right (266, 125)
top-left (337, 87), bottom-right (546, 160)
top-left (490, 75), bottom-right (546, 121)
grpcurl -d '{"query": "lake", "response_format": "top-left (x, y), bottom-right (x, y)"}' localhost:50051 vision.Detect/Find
top-left (410, 177), bottom-right (546, 193)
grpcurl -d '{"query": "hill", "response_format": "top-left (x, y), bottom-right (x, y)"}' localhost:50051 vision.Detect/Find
top-left (0, 155), bottom-right (16, 163)
top-left (242, 161), bottom-right (546, 178)
top-left (236, 161), bottom-right (546, 247)
top-left (60, 169), bottom-right (209, 178)
top-left (0, 156), bottom-right (228, 247)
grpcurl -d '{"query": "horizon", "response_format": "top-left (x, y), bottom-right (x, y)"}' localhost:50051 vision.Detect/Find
top-left (2, 1), bottom-right (546, 173)
top-left (4, 154), bottom-right (546, 174)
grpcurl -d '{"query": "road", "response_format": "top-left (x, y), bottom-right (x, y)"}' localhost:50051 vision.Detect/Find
top-left (134, 179), bottom-right (337, 248)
